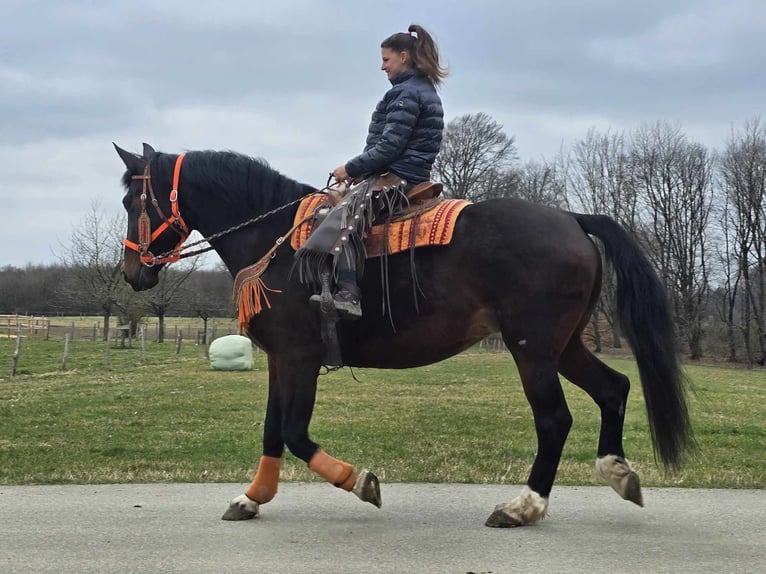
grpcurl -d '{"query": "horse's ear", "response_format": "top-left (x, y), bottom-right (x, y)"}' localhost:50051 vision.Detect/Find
top-left (114, 143), bottom-right (145, 173)
top-left (142, 142), bottom-right (156, 159)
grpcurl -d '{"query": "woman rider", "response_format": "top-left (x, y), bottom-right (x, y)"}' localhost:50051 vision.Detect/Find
top-left (295, 24), bottom-right (447, 319)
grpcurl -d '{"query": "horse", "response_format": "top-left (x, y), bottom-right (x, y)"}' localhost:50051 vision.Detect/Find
top-left (115, 143), bottom-right (694, 527)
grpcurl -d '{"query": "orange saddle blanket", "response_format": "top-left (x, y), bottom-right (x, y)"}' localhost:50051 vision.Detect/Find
top-left (290, 193), bottom-right (470, 258)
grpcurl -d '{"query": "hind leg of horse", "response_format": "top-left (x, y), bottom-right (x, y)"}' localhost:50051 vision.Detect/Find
top-left (558, 338), bottom-right (643, 506)
top-left (486, 354), bottom-right (572, 528)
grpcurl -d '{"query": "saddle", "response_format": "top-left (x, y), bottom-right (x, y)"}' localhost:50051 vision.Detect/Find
top-left (406, 180), bottom-right (444, 203)
top-left (326, 173), bottom-right (444, 207)
top-left (290, 192), bottom-right (469, 258)
top-left (236, 178), bottom-right (466, 367)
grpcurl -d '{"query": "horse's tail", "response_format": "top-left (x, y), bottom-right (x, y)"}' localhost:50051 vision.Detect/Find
top-left (573, 213), bottom-right (695, 470)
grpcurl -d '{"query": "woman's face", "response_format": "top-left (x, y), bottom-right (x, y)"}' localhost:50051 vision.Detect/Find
top-left (380, 47), bottom-right (410, 80)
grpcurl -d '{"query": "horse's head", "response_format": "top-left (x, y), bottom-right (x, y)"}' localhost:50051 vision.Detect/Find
top-left (115, 143), bottom-right (190, 291)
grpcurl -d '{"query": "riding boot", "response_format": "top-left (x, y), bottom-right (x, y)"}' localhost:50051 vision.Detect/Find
top-left (332, 262), bottom-right (362, 318)
top-left (330, 281), bottom-right (362, 319)
top-left (309, 266), bottom-right (362, 319)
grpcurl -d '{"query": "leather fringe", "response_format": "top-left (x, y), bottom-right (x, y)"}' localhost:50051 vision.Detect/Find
top-left (292, 179), bottom-right (409, 291)
top-left (233, 254), bottom-right (282, 333)
top-left (233, 213), bottom-right (314, 333)
top-left (235, 274), bottom-right (281, 333)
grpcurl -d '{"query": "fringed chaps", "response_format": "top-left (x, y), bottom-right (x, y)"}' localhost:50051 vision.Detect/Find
top-left (293, 178), bottom-right (407, 290)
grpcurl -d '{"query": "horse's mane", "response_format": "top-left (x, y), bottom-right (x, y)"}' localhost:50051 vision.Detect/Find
top-left (122, 149), bottom-right (315, 211)
top-left (184, 150), bottom-right (315, 209)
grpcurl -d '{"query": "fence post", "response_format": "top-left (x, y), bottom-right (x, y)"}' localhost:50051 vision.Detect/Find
top-left (140, 326), bottom-right (147, 363)
top-left (204, 329), bottom-right (212, 359)
top-left (175, 329), bottom-right (183, 361)
top-left (105, 330), bottom-right (111, 368)
top-left (61, 333), bottom-right (71, 371)
top-left (11, 324), bottom-right (22, 376)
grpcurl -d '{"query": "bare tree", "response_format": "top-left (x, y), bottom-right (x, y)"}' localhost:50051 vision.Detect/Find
top-left (482, 156), bottom-right (569, 208)
top-left (570, 128), bottom-right (638, 227)
top-left (713, 191), bottom-right (743, 362)
top-left (184, 264), bottom-right (236, 342)
top-left (58, 201), bottom-right (132, 340)
top-left (142, 260), bottom-right (199, 342)
top-left (719, 117), bottom-right (766, 364)
top-left (515, 156), bottom-right (569, 208)
top-left (433, 112), bottom-right (517, 201)
top-left (569, 128), bottom-right (638, 349)
top-left (632, 122), bottom-right (714, 359)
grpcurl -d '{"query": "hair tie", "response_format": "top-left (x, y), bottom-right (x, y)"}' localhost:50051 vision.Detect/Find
top-left (407, 30), bottom-right (418, 39)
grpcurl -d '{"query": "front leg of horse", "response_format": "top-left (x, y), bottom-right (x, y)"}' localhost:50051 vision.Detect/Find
top-left (223, 356), bottom-right (286, 521)
top-left (222, 455), bottom-right (281, 520)
top-left (309, 450), bottom-right (382, 508)
top-left (223, 494), bottom-right (260, 521)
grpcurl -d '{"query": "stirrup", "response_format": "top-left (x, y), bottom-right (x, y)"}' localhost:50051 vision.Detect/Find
top-left (310, 271), bottom-right (343, 367)
top-left (309, 290), bottom-right (362, 320)
top-left (332, 290), bottom-right (362, 320)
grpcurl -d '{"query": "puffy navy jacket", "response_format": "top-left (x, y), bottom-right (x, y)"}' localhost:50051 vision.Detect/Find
top-left (345, 69), bottom-right (443, 185)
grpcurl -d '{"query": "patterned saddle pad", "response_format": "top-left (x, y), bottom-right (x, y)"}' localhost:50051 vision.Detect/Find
top-left (290, 193), bottom-right (470, 258)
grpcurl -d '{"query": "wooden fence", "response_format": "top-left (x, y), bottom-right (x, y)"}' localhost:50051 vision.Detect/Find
top-left (1, 315), bottom-right (239, 342)
top-left (1, 315), bottom-right (51, 339)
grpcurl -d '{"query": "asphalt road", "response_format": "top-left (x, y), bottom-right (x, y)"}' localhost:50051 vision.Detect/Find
top-left (1, 483), bottom-right (764, 573)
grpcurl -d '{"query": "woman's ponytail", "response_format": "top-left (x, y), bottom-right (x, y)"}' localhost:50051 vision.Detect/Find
top-left (381, 24), bottom-right (448, 86)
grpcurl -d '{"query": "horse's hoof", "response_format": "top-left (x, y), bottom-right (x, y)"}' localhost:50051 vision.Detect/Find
top-left (485, 506), bottom-right (524, 528)
top-left (596, 455), bottom-right (644, 507)
top-left (623, 472), bottom-right (644, 507)
top-left (221, 495), bottom-right (259, 521)
top-left (485, 488), bottom-right (548, 528)
top-left (353, 469), bottom-right (382, 508)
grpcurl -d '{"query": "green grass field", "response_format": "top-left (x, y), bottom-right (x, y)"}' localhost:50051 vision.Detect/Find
top-left (1, 336), bottom-right (763, 488)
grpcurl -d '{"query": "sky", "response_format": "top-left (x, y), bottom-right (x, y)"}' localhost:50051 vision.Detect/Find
top-left (1, 0), bottom-right (764, 268)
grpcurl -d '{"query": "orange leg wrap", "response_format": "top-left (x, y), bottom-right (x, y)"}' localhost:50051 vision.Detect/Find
top-left (245, 455), bottom-right (281, 503)
top-left (308, 451), bottom-right (357, 491)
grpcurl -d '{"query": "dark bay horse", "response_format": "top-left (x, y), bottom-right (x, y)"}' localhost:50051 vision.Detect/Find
top-left (115, 144), bottom-right (694, 527)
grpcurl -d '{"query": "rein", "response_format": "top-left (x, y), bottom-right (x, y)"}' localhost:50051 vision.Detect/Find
top-left (125, 154), bottom-right (325, 267)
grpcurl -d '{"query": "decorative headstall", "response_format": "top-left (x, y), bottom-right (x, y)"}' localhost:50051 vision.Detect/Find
top-left (123, 154), bottom-right (190, 266)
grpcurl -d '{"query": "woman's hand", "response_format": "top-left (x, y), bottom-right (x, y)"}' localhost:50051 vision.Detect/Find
top-left (331, 165), bottom-right (349, 183)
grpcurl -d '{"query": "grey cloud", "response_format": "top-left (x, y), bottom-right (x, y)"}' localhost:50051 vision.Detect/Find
top-left (0, 0), bottom-right (763, 267)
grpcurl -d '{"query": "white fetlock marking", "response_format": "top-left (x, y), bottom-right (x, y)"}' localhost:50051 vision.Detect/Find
top-left (596, 455), bottom-right (638, 499)
top-left (230, 494), bottom-right (260, 515)
top-left (351, 469), bottom-right (369, 499)
top-left (495, 487), bottom-right (549, 525)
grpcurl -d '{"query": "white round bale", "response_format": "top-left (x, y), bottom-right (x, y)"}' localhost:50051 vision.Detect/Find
top-left (209, 335), bottom-right (254, 371)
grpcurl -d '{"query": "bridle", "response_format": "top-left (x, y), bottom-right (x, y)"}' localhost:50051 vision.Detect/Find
top-left (123, 153), bottom-right (334, 268)
top-left (123, 154), bottom-right (190, 266)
